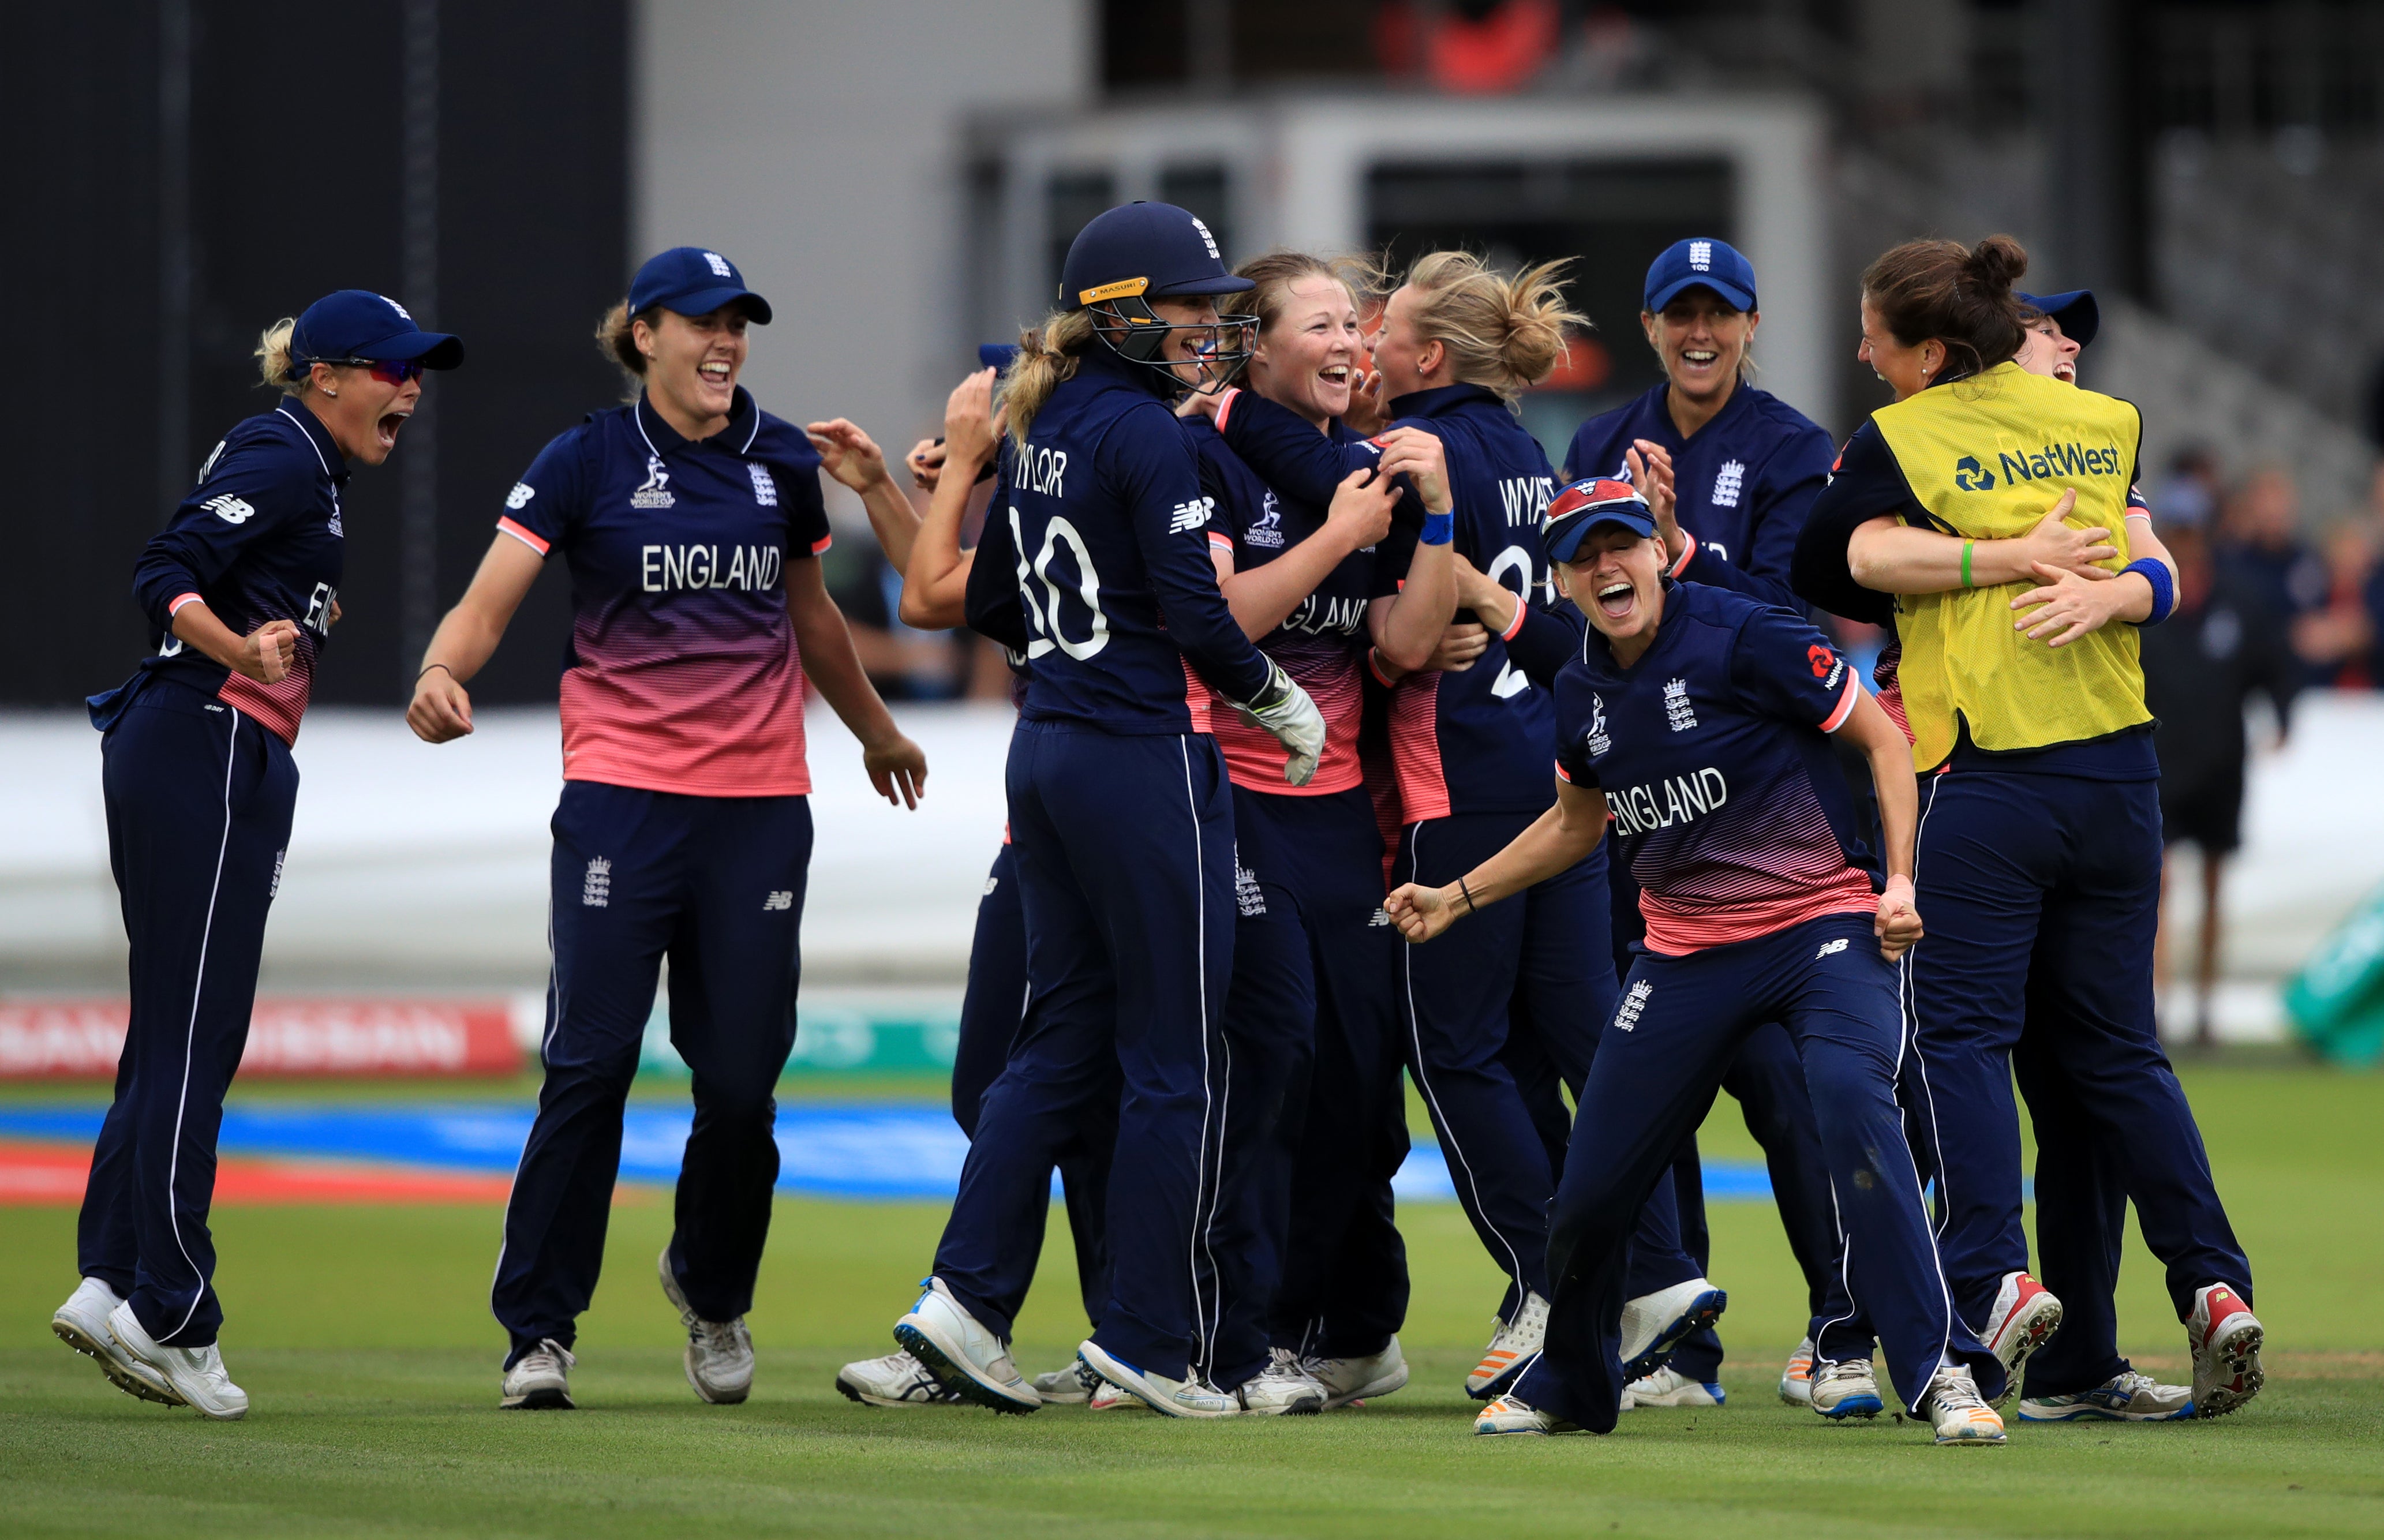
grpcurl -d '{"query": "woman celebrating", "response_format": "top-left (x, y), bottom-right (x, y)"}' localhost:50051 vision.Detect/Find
top-left (53, 292), bottom-right (461, 1419)
top-left (1186, 251), bottom-right (1457, 1411)
top-left (890, 202), bottom-right (1324, 1419)
top-left (1792, 236), bottom-right (2262, 1421)
top-left (1387, 477), bottom-right (2008, 1445)
top-left (1561, 237), bottom-right (1851, 1411)
top-left (1207, 251), bottom-right (1718, 1401)
top-left (407, 247), bottom-right (925, 1411)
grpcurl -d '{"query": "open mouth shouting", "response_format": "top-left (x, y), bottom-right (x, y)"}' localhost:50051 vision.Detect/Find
top-left (377, 407), bottom-right (411, 452)
top-left (1596, 578), bottom-right (1637, 622)
top-left (2053, 359), bottom-right (2076, 384)
top-left (697, 357), bottom-right (735, 392)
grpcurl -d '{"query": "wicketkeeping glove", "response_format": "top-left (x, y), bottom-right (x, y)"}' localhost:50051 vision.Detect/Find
top-left (1231, 660), bottom-right (1326, 788)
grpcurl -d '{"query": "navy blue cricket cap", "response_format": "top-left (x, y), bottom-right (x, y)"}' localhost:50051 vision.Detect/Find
top-left (628, 247), bottom-right (773, 324)
top-left (1058, 202), bottom-right (1253, 311)
top-left (1644, 237), bottom-right (1757, 313)
top-left (2018, 288), bottom-right (2099, 349)
top-left (290, 290), bottom-right (463, 369)
top-left (978, 343), bottom-right (1019, 372)
top-left (1542, 477), bottom-right (1657, 564)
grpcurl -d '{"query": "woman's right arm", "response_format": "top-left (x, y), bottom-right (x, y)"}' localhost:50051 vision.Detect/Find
top-left (406, 535), bottom-right (545, 742)
top-left (900, 369), bottom-right (1001, 629)
top-left (1383, 777), bottom-right (1608, 942)
top-left (1846, 489), bottom-right (2117, 595)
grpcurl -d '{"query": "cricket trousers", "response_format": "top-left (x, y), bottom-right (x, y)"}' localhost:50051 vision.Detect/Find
top-left (491, 782), bottom-right (812, 1364)
top-left (950, 837), bottom-right (1116, 1331)
top-left (1514, 911), bottom-right (2001, 1433)
top-left (933, 721), bottom-right (1236, 1381)
top-left (1902, 766), bottom-right (2253, 1395)
top-left (80, 679), bottom-right (298, 1348)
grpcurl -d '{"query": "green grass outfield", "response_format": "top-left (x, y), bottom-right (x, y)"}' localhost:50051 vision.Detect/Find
top-left (2, 1055), bottom-right (2380, 1538)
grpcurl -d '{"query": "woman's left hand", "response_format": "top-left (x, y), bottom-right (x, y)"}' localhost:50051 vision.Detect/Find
top-left (1874, 875), bottom-right (1923, 960)
top-left (2012, 560), bottom-right (2132, 647)
top-left (863, 732), bottom-right (928, 810)
top-left (1627, 440), bottom-right (1682, 562)
top-left (1341, 368), bottom-right (1390, 436)
top-left (806, 419), bottom-right (892, 493)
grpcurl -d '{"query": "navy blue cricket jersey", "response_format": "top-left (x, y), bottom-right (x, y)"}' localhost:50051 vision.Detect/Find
top-left (119, 400), bottom-right (350, 744)
top-left (1215, 383), bottom-right (1577, 820)
top-left (1562, 382), bottom-right (1834, 613)
top-left (999, 350), bottom-right (1271, 732)
top-left (496, 387), bottom-right (832, 796)
top-left (1553, 582), bottom-right (1878, 954)
top-left (1184, 414), bottom-right (1413, 793)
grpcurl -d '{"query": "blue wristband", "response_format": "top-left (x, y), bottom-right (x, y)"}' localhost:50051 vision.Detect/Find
top-left (1420, 510), bottom-right (1454, 546)
top-left (2124, 557), bottom-right (2175, 625)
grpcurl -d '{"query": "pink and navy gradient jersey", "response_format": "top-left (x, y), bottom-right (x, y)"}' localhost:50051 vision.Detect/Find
top-left (121, 401), bottom-right (348, 745)
top-left (997, 350), bottom-right (1272, 733)
top-left (497, 388), bottom-right (832, 797)
top-left (1554, 582), bottom-right (1878, 956)
top-left (1216, 383), bottom-right (1578, 822)
top-left (1184, 415), bottom-right (1412, 794)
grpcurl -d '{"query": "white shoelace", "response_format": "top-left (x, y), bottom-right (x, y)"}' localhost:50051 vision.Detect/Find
top-left (520, 1338), bottom-right (576, 1375)
top-left (1929, 1367), bottom-right (1988, 1413)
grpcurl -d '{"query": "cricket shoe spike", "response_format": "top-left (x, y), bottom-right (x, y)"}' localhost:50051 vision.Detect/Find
top-left (892, 1277), bottom-right (1039, 1414)
top-left (53, 1278), bottom-right (177, 1407)
top-left (1075, 1340), bottom-right (1237, 1419)
top-left (1465, 1291), bottom-right (1548, 1399)
top-left (2187, 1284), bottom-right (2263, 1418)
top-left (1978, 1271), bottom-right (2062, 1406)
top-left (1619, 1277), bottom-right (1728, 1381)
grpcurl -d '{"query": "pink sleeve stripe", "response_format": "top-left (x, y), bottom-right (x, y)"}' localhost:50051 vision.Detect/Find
top-left (1667, 531), bottom-right (1697, 578)
top-left (1214, 388), bottom-right (1241, 434)
top-left (1554, 759), bottom-right (1574, 784)
top-left (1819, 671), bottom-right (1863, 735)
top-left (811, 534), bottom-right (834, 554)
top-left (167, 592), bottom-right (204, 617)
top-left (496, 517), bottom-right (551, 556)
top-left (1499, 600), bottom-right (1527, 642)
top-left (1207, 531), bottom-right (1234, 553)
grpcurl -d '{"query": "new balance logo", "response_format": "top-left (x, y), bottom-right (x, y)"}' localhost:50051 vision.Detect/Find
top-left (270, 848), bottom-right (286, 901)
top-left (1816, 937), bottom-right (1849, 958)
top-left (702, 251), bottom-right (733, 278)
top-left (1615, 979), bottom-right (1652, 1032)
top-left (506, 482), bottom-right (536, 510)
top-left (1169, 496), bottom-right (1215, 534)
top-left (1368, 907), bottom-right (1393, 927)
top-left (747, 463), bottom-right (779, 507)
top-left (204, 493), bottom-right (257, 524)
top-left (762, 890), bottom-right (794, 911)
top-left (983, 876), bottom-right (1001, 897)
top-left (1712, 459), bottom-right (1745, 509)
top-left (582, 857), bottom-right (612, 908)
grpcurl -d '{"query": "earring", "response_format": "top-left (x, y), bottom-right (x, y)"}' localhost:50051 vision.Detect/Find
top-left (324, 387), bottom-right (338, 397)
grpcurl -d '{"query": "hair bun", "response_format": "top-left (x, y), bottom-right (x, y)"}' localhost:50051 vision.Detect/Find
top-left (1963, 235), bottom-right (2029, 297)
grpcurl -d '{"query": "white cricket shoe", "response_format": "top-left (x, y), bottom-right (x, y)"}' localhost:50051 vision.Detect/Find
top-left (1779, 1337), bottom-right (1816, 1406)
top-left (1473, 1392), bottom-right (1583, 1436)
top-left (1978, 1271), bottom-right (2062, 1404)
top-left (1465, 1291), bottom-right (1548, 1398)
top-left (2017, 1369), bottom-right (2194, 1422)
top-left (1086, 1377), bottom-right (1140, 1411)
top-left (1306, 1336), bottom-right (1410, 1409)
top-left (105, 1303), bottom-right (246, 1421)
top-left (892, 1277), bottom-right (1039, 1414)
top-left (1031, 1359), bottom-right (1102, 1405)
top-left (836, 1350), bottom-right (961, 1407)
top-left (1236, 1349), bottom-right (1327, 1415)
top-left (1076, 1339), bottom-right (1237, 1419)
top-left (501, 1337), bottom-right (577, 1410)
top-left (1920, 1363), bottom-right (2005, 1445)
top-left (658, 1246), bottom-right (753, 1404)
top-left (1625, 1366), bottom-right (1725, 1407)
top-left (1620, 1277), bottom-right (1728, 1380)
top-left (1810, 1358), bottom-right (1884, 1419)
top-left (2187, 1283), bottom-right (2263, 1418)
top-left (54, 1278), bottom-right (177, 1407)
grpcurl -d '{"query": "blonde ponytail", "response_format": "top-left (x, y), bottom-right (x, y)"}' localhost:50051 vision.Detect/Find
top-left (255, 318), bottom-right (308, 395)
top-left (1001, 309), bottom-right (1096, 443)
top-left (1398, 250), bottom-right (1588, 400)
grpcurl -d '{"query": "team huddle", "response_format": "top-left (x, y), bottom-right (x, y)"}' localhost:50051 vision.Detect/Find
top-left (55, 198), bottom-right (2265, 1447)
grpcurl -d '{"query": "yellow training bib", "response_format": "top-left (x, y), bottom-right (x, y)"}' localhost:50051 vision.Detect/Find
top-left (1870, 362), bottom-right (2151, 771)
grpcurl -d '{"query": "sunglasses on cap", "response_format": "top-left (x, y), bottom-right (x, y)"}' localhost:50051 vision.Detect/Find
top-left (309, 356), bottom-right (428, 385)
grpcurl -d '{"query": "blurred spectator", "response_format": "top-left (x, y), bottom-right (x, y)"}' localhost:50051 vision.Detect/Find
top-left (2149, 444), bottom-right (2223, 531)
top-left (2214, 465), bottom-right (2331, 681)
top-left (1376, 0), bottom-right (1564, 93)
top-left (821, 522), bottom-right (970, 702)
top-left (2142, 510), bottom-right (2297, 1048)
top-left (2291, 521), bottom-right (2376, 690)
